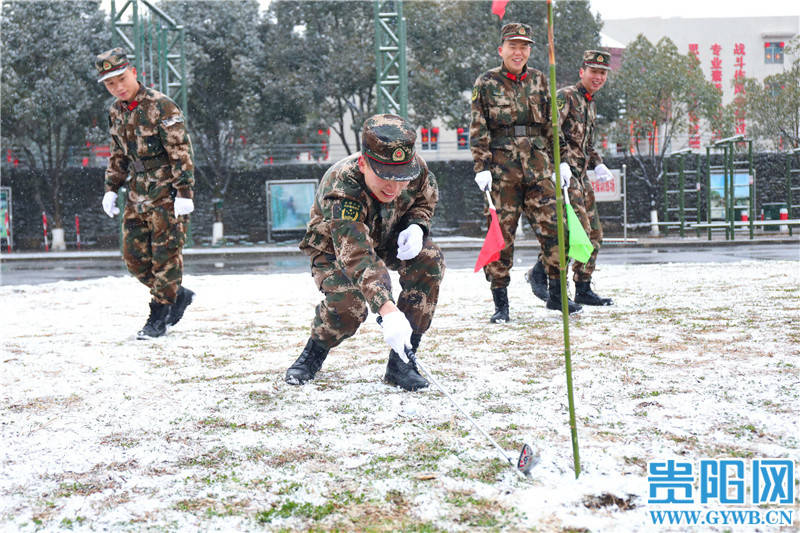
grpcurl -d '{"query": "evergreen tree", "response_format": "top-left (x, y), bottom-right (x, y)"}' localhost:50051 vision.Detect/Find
top-left (738, 36), bottom-right (800, 150)
top-left (1, 0), bottom-right (108, 243)
top-left (161, 0), bottom-right (264, 226)
top-left (611, 35), bottom-right (721, 205)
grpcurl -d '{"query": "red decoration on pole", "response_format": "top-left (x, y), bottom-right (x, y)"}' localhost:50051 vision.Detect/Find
top-left (491, 0), bottom-right (509, 19)
top-left (42, 212), bottom-right (49, 252)
top-left (4, 208), bottom-right (10, 253)
top-left (75, 215), bottom-right (81, 250)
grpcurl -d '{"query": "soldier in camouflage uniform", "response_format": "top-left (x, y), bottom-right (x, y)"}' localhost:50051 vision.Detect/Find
top-left (527, 50), bottom-right (614, 306)
top-left (286, 114), bottom-right (445, 392)
top-left (96, 48), bottom-right (196, 339)
top-left (470, 23), bottom-right (581, 322)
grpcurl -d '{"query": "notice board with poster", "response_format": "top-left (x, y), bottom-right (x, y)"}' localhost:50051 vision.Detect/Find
top-left (0, 186), bottom-right (12, 250)
top-left (708, 172), bottom-right (751, 220)
top-left (265, 179), bottom-right (317, 242)
top-left (587, 168), bottom-right (622, 202)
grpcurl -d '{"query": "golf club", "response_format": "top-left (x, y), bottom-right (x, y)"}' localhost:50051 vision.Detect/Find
top-left (378, 317), bottom-right (537, 479)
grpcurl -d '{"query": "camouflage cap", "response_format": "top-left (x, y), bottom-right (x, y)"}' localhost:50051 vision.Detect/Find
top-left (500, 23), bottom-right (533, 44)
top-left (583, 50), bottom-right (611, 70)
top-left (361, 114), bottom-right (420, 182)
top-left (95, 48), bottom-right (130, 82)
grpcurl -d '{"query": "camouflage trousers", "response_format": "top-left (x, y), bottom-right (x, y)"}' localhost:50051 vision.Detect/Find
top-left (569, 173), bottom-right (602, 282)
top-left (309, 239), bottom-right (446, 350)
top-left (122, 204), bottom-right (186, 305)
top-left (484, 170), bottom-right (562, 289)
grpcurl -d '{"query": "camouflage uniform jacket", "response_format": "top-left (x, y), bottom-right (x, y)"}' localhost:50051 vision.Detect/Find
top-left (299, 153), bottom-right (439, 314)
top-left (557, 83), bottom-right (602, 177)
top-left (105, 83), bottom-right (194, 212)
top-left (469, 64), bottom-right (556, 177)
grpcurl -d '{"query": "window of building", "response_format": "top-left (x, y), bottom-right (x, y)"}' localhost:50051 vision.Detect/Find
top-left (456, 127), bottom-right (468, 150)
top-left (764, 42), bottom-right (784, 64)
top-left (420, 127), bottom-right (438, 151)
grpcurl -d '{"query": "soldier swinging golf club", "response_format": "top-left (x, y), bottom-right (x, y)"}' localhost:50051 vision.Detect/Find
top-left (378, 316), bottom-right (538, 479)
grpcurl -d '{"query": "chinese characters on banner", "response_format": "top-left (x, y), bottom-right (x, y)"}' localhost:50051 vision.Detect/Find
top-left (733, 43), bottom-right (746, 135)
top-left (688, 44), bottom-right (702, 149)
top-left (710, 43), bottom-right (723, 142)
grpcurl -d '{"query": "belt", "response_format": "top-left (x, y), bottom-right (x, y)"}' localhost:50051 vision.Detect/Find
top-left (492, 125), bottom-right (543, 137)
top-left (130, 154), bottom-right (170, 173)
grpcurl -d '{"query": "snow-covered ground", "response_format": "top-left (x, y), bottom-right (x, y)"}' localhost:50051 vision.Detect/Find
top-left (1, 261), bottom-right (798, 532)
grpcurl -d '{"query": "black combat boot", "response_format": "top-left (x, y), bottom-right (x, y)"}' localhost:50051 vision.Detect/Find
top-left (546, 278), bottom-right (582, 314)
top-left (525, 260), bottom-right (548, 302)
top-left (574, 281), bottom-right (613, 306)
top-left (166, 286), bottom-right (195, 327)
top-left (490, 287), bottom-right (510, 323)
top-left (137, 301), bottom-right (170, 339)
top-left (384, 333), bottom-right (428, 391)
top-left (285, 338), bottom-right (329, 385)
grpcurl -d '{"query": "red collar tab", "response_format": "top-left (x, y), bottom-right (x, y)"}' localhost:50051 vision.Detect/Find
top-left (123, 100), bottom-right (139, 111)
top-left (505, 71), bottom-right (528, 82)
top-left (579, 85), bottom-right (592, 102)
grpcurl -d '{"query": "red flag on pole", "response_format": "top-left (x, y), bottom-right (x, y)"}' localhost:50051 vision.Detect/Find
top-left (474, 191), bottom-right (505, 272)
top-left (491, 0), bottom-right (509, 19)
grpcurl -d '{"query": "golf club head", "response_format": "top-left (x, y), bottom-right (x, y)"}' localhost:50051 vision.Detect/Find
top-left (517, 443), bottom-right (538, 475)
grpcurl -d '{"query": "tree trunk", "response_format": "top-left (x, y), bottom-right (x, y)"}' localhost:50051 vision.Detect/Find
top-left (51, 227), bottom-right (66, 251)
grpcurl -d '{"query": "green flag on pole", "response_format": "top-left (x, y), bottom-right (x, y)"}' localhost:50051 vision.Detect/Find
top-left (565, 200), bottom-right (593, 264)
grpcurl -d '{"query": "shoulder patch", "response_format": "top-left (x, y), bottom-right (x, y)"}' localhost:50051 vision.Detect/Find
top-left (472, 87), bottom-right (479, 102)
top-left (332, 199), bottom-right (364, 222)
top-left (161, 115), bottom-right (184, 128)
top-left (557, 94), bottom-right (566, 110)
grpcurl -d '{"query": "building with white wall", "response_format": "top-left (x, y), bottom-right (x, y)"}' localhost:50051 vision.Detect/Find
top-left (325, 16), bottom-right (799, 163)
top-left (602, 15), bottom-right (799, 149)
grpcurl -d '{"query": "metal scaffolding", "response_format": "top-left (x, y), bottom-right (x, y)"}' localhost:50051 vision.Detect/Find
top-left (374, 0), bottom-right (408, 118)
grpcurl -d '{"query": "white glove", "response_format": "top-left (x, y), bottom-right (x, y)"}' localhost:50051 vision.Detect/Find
top-left (397, 224), bottom-right (424, 261)
top-left (474, 170), bottom-right (492, 191)
top-left (558, 162), bottom-right (572, 188)
top-left (102, 191), bottom-right (120, 218)
top-left (594, 163), bottom-right (614, 183)
top-left (381, 311), bottom-right (413, 363)
top-left (174, 197), bottom-right (194, 216)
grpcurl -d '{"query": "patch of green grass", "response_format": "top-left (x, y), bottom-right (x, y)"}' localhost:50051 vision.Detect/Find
top-left (255, 500), bottom-right (336, 523)
top-left (632, 390), bottom-right (661, 399)
top-left (55, 482), bottom-right (101, 498)
top-left (473, 457), bottom-right (508, 482)
top-left (199, 471), bottom-right (241, 486)
top-left (363, 453), bottom-right (402, 475)
top-left (199, 416), bottom-right (246, 430)
top-left (244, 446), bottom-right (272, 462)
top-left (446, 490), bottom-right (514, 528)
top-left (276, 480), bottom-right (302, 495)
top-left (706, 446), bottom-right (756, 458)
top-left (448, 467), bottom-right (471, 479)
top-left (59, 516), bottom-right (86, 529)
top-left (180, 446), bottom-right (235, 468)
top-left (329, 402), bottom-right (356, 414)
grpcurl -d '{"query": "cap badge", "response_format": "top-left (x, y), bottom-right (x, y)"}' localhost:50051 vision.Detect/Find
top-left (392, 148), bottom-right (406, 162)
top-left (597, 56), bottom-right (604, 63)
top-left (103, 61), bottom-right (112, 72)
top-left (519, 27), bottom-right (526, 35)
